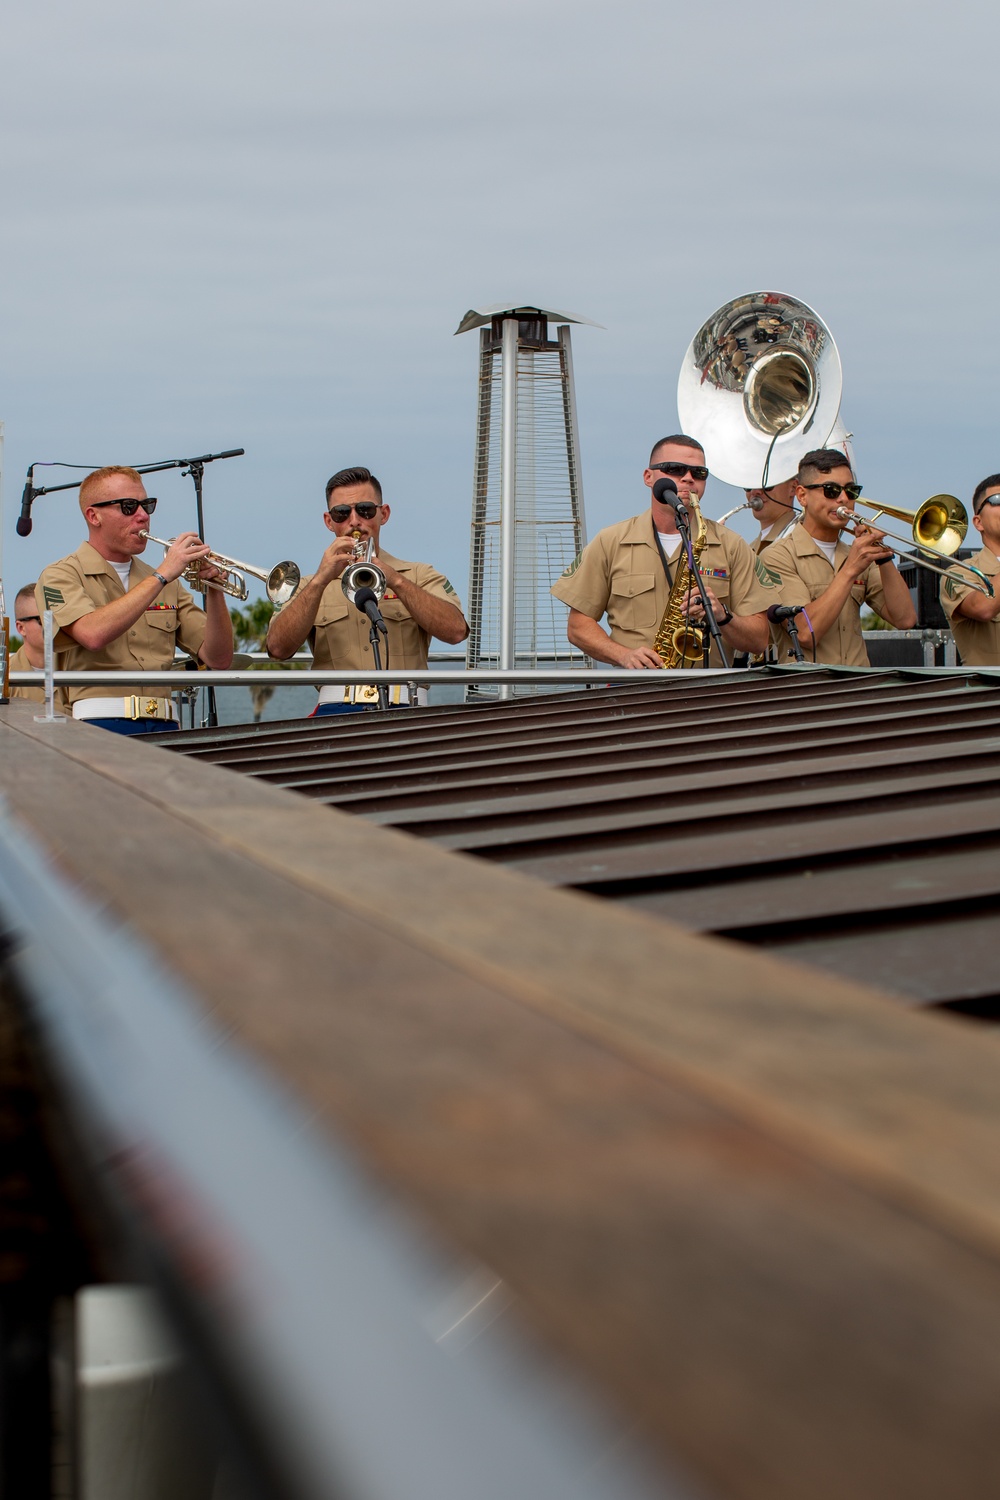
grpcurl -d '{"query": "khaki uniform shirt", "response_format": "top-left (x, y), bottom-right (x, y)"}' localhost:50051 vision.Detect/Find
top-left (939, 546), bottom-right (1000, 665)
top-left (550, 510), bottom-right (776, 668)
top-left (299, 548), bottom-right (463, 671)
top-left (753, 512), bottom-right (800, 556)
top-left (763, 523), bottom-right (891, 667)
top-left (8, 643), bottom-right (52, 706)
top-left (36, 542), bottom-right (207, 707)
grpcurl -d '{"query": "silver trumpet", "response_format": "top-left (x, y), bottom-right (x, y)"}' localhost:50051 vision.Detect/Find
top-left (140, 532), bottom-right (300, 606)
top-left (341, 529), bottom-right (386, 605)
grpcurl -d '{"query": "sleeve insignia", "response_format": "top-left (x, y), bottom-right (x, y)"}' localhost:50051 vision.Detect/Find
top-left (42, 586), bottom-right (64, 607)
top-left (560, 552), bottom-right (584, 578)
top-left (754, 558), bottom-right (781, 588)
top-left (443, 579), bottom-right (457, 595)
top-left (944, 576), bottom-right (959, 599)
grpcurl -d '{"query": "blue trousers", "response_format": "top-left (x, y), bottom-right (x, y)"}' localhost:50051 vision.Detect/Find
top-left (85, 719), bottom-right (181, 736)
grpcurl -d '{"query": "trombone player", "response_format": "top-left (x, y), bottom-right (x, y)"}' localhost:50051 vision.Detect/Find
top-left (764, 448), bottom-right (916, 665)
top-left (35, 465), bottom-right (233, 733)
top-left (939, 473), bottom-right (1000, 664)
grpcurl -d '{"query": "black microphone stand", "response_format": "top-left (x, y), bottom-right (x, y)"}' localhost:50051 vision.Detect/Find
top-left (673, 502), bottom-right (730, 670)
top-left (784, 617), bottom-right (806, 664)
top-left (369, 623), bottom-right (390, 712)
top-left (351, 587), bottom-right (390, 710)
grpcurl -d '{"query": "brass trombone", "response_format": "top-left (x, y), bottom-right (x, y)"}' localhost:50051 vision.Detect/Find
top-left (140, 532), bottom-right (301, 606)
top-left (834, 494), bottom-right (994, 597)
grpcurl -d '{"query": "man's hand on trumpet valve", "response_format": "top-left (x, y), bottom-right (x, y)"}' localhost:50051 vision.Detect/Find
top-left (159, 531), bottom-right (214, 583)
top-left (314, 534), bottom-right (361, 586)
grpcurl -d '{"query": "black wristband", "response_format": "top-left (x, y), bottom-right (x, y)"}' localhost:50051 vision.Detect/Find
top-left (718, 607), bottom-right (734, 628)
top-left (153, 571), bottom-right (168, 589)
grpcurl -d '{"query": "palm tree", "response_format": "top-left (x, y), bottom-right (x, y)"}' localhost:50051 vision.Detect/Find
top-left (229, 601), bottom-right (278, 722)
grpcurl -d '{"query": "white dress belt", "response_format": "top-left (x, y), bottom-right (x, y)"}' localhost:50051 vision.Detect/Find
top-left (317, 683), bottom-right (428, 708)
top-left (73, 696), bottom-right (178, 722)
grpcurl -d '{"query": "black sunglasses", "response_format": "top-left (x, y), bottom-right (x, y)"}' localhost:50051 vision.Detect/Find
top-left (15, 614), bottom-right (40, 624)
top-left (328, 501), bottom-right (380, 522)
top-left (975, 496), bottom-right (1000, 514)
top-left (801, 481), bottom-right (863, 502)
top-left (651, 461), bottom-right (709, 482)
top-left (90, 496), bottom-right (158, 516)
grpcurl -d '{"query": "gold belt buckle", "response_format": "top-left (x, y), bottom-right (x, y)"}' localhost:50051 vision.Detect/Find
top-left (127, 696), bottom-right (162, 720)
top-left (357, 685), bottom-right (380, 705)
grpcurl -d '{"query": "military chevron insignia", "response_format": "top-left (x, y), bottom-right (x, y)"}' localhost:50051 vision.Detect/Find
top-left (42, 586), bottom-right (64, 608)
top-left (443, 579), bottom-right (457, 595)
top-left (754, 558), bottom-right (781, 587)
top-left (560, 552), bottom-right (583, 578)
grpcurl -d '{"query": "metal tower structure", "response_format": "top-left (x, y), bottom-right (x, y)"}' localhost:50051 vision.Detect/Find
top-left (456, 304), bottom-right (599, 697)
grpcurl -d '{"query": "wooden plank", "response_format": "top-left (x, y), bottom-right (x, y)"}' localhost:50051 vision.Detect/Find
top-left (5, 702), bottom-right (1000, 1499)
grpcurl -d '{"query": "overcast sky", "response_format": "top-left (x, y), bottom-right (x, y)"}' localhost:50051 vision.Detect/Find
top-left (3, 0), bottom-right (998, 610)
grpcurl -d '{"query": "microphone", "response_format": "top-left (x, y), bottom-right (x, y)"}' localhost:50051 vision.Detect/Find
top-left (652, 476), bottom-right (688, 521)
top-left (353, 585), bottom-right (387, 635)
top-left (766, 603), bottom-right (805, 624)
top-left (16, 469), bottom-right (35, 537)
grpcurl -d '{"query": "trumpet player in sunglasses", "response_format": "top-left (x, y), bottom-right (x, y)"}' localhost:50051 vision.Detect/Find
top-left (763, 448), bottom-right (916, 665)
top-left (34, 465), bottom-right (233, 733)
top-left (265, 466), bottom-right (468, 715)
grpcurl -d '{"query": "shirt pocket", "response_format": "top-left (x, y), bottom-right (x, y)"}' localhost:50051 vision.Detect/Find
top-left (144, 609), bottom-right (178, 633)
top-left (609, 571), bottom-right (658, 629)
top-left (380, 594), bottom-right (412, 623)
top-left (705, 569), bottom-right (731, 604)
top-left (315, 591), bottom-right (350, 627)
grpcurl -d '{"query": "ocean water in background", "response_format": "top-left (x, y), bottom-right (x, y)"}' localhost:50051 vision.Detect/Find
top-left (176, 674), bottom-right (468, 729)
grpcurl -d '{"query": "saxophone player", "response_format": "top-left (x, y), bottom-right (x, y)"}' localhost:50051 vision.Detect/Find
top-left (550, 436), bottom-right (774, 667)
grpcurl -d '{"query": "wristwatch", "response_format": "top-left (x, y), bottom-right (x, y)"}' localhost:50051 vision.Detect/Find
top-left (717, 606), bottom-right (733, 628)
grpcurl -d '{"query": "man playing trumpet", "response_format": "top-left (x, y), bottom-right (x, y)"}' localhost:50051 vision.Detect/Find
top-left (266, 466), bottom-right (468, 714)
top-left (764, 449), bottom-right (916, 665)
top-left (35, 465), bottom-right (234, 733)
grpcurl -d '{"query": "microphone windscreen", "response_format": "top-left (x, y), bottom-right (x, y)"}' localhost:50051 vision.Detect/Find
top-left (15, 517), bottom-right (33, 537)
top-left (652, 477), bottom-right (679, 504)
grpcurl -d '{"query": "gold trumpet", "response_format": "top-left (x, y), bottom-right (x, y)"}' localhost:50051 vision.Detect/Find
top-left (140, 532), bottom-right (301, 606)
top-left (834, 494), bottom-right (994, 597)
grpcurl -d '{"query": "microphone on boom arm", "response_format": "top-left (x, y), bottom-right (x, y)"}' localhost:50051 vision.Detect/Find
top-left (16, 468), bottom-right (35, 537)
top-left (766, 603), bottom-right (805, 624)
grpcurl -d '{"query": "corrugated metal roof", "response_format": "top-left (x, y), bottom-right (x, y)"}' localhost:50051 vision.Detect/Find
top-left (156, 668), bottom-right (1000, 1015)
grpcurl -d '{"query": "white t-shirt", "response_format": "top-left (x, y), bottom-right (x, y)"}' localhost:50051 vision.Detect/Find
top-left (656, 533), bottom-right (683, 558)
top-left (812, 538), bottom-right (839, 567)
top-left (110, 561), bottom-right (132, 591)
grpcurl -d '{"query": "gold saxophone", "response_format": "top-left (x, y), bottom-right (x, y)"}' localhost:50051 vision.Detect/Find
top-left (653, 492), bottom-right (708, 667)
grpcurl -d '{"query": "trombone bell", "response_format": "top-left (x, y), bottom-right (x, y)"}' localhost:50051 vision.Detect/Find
top-left (857, 494), bottom-right (968, 557)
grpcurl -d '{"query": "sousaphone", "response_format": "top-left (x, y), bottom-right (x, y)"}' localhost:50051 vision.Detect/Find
top-left (677, 292), bottom-right (844, 488)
